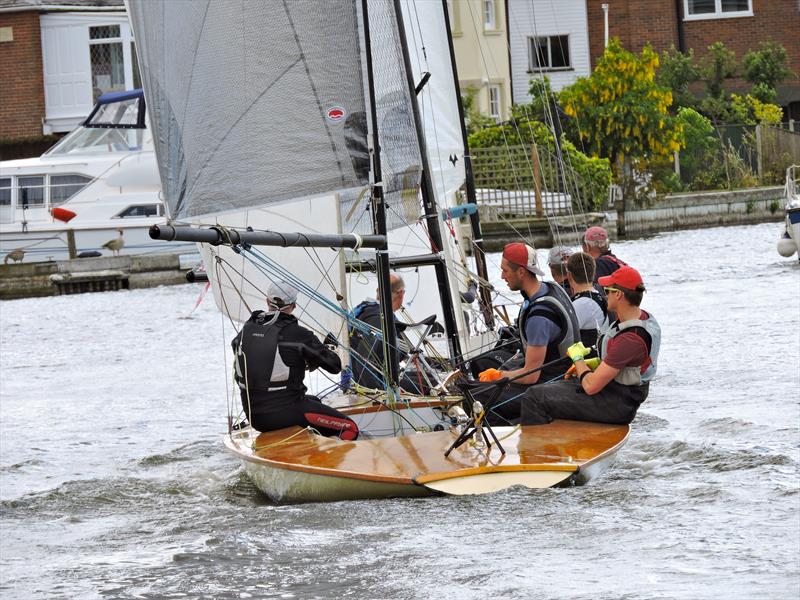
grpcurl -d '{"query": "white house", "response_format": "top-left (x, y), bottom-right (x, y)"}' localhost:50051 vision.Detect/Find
top-left (507, 0), bottom-right (591, 103)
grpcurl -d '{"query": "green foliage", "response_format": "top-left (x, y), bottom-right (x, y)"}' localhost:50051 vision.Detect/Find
top-left (467, 119), bottom-right (611, 210)
top-left (700, 42), bottom-right (737, 100)
top-left (559, 39), bottom-right (684, 176)
top-left (461, 87), bottom-right (496, 137)
top-left (743, 42), bottom-right (793, 90)
top-left (675, 107), bottom-right (717, 189)
top-left (657, 46), bottom-right (700, 110)
top-left (697, 42), bottom-right (738, 123)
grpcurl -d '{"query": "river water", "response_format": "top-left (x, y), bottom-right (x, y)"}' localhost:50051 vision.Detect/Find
top-left (1, 222), bottom-right (798, 599)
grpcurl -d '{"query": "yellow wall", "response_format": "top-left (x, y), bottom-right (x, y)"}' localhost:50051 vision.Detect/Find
top-left (449, 0), bottom-right (511, 122)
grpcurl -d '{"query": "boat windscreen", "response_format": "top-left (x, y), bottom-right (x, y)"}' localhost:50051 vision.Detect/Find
top-left (86, 96), bottom-right (142, 128)
top-left (45, 127), bottom-right (146, 156)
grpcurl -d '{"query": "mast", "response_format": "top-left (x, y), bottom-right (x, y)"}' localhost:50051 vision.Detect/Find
top-left (393, 0), bottom-right (463, 366)
top-left (362, 0), bottom-right (400, 387)
top-left (440, 0), bottom-right (495, 329)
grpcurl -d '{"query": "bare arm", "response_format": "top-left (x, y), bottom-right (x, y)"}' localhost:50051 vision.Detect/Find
top-left (501, 345), bottom-right (547, 385)
top-left (573, 360), bottom-right (619, 395)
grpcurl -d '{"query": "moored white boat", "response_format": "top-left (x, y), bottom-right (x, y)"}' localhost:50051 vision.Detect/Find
top-left (777, 164), bottom-right (800, 261)
top-left (0, 90), bottom-right (195, 262)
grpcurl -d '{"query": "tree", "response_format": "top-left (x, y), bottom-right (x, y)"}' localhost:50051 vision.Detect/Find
top-left (559, 40), bottom-right (684, 177)
top-left (657, 46), bottom-right (700, 111)
top-left (698, 42), bottom-right (738, 123)
top-left (461, 87), bottom-right (496, 137)
top-left (743, 42), bottom-right (794, 104)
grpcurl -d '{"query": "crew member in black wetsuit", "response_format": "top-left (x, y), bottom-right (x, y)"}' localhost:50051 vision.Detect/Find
top-left (582, 226), bottom-right (628, 282)
top-left (232, 280), bottom-right (359, 440)
top-left (349, 273), bottom-right (425, 393)
top-left (475, 243), bottom-right (579, 425)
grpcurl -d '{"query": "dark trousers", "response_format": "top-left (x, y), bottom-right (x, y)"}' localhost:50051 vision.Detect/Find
top-left (520, 379), bottom-right (649, 426)
top-left (243, 392), bottom-right (359, 440)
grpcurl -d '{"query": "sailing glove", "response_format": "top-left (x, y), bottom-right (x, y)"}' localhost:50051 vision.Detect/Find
top-left (564, 357), bottom-right (601, 379)
top-left (566, 342), bottom-right (592, 363)
top-left (478, 368), bottom-right (503, 382)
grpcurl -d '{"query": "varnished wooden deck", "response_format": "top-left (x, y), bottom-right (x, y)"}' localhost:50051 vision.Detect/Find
top-left (231, 420), bottom-right (630, 487)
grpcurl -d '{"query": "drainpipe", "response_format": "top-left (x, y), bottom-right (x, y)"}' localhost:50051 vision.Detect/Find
top-left (674, 0), bottom-right (685, 52)
top-left (602, 3), bottom-right (609, 48)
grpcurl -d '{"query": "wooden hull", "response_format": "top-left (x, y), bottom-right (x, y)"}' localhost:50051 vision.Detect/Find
top-left (224, 406), bottom-right (630, 503)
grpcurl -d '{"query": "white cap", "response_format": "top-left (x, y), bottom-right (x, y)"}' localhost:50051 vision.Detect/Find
top-left (267, 280), bottom-right (298, 307)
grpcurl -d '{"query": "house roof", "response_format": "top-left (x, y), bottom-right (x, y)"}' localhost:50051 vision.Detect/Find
top-left (0, 0), bottom-right (124, 12)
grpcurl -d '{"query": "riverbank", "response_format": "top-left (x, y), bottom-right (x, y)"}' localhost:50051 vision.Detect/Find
top-left (0, 252), bottom-right (198, 300)
top-left (478, 185), bottom-right (785, 250)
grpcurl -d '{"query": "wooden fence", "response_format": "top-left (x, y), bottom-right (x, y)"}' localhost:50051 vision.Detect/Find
top-left (470, 144), bottom-right (582, 219)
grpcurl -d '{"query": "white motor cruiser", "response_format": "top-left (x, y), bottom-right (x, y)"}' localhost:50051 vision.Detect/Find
top-left (0, 90), bottom-right (195, 263)
top-left (777, 164), bottom-right (800, 261)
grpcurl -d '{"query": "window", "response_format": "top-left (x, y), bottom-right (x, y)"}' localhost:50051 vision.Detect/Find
top-left (528, 35), bottom-right (571, 71)
top-left (0, 178), bottom-right (10, 206)
top-left (50, 175), bottom-right (92, 206)
top-left (88, 24), bottom-right (139, 103)
top-left (18, 177), bottom-right (45, 208)
top-left (488, 85), bottom-right (501, 121)
top-left (685, 0), bottom-right (752, 19)
top-left (114, 204), bottom-right (162, 218)
top-left (483, 0), bottom-right (496, 30)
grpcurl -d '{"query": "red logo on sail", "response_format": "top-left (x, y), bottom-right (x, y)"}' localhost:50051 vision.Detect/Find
top-left (326, 106), bottom-right (346, 122)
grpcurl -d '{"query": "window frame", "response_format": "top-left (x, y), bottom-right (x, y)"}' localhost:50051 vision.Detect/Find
top-left (527, 35), bottom-right (572, 73)
top-left (87, 22), bottom-right (138, 102)
top-left (683, 0), bottom-right (753, 21)
top-left (488, 85), bottom-right (501, 121)
top-left (483, 0), bottom-right (496, 30)
top-left (113, 204), bottom-right (164, 219)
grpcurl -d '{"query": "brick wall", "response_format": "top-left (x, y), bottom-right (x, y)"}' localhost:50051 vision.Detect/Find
top-left (586, 0), bottom-right (799, 75)
top-left (0, 11), bottom-right (45, 144)
top-left (682, 0), bottom-right (800, 77)
top-left (585, 0), bottom-right (799, 113)
top-left (586, 0), bottom-right (678, 68)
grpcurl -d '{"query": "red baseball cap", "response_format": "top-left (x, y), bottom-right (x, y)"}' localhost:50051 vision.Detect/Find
top-left (584, 226), bottom-right (609, 243)
top-left (502, 242), bottom-right (545, 276)
top-left (598, 266), bottom-right (645, 291)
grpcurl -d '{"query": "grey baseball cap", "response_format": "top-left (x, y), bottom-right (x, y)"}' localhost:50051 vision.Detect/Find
top-left (266, 280), bottom-right (298, 307)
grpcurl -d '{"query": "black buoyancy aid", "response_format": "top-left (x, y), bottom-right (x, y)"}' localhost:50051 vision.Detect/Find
top-left (598, 313), bottom-right (661, 386)
top-left (234, 311), bottom-right (293, 392)
top-left (517, 282), bottom-right (580, 381)
top-left (573, 289), bottom-right (608, 346)
top-left (602, 252), bottom-right (627, 267)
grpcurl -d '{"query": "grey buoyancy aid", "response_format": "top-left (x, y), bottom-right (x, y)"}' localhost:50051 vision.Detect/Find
top-left (573, 289), bottom-right (608, 347)
top-left (518, 282), bottom-right (580, 380)
top-left (234, 311), bottom-right (292, 392)
top-left (598, 313), bottom-right (661, 386)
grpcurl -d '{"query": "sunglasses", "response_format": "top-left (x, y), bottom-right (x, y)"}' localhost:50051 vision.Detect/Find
top-left (603, 286), bottom-right (622, 294)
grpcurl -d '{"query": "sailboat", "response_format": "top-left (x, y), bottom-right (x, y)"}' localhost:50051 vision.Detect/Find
top-left (127, 0), bottom-right (629, 502)
top-left (778, 164), bottom-right (800, 261)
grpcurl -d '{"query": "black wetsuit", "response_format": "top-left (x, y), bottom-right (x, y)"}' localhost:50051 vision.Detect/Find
top-left (232, 310), bottom-right (358, 440)
top-left (594, 251), bottom-right (627, 281)
top-left (349, 301), bottom-right (426, 393)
